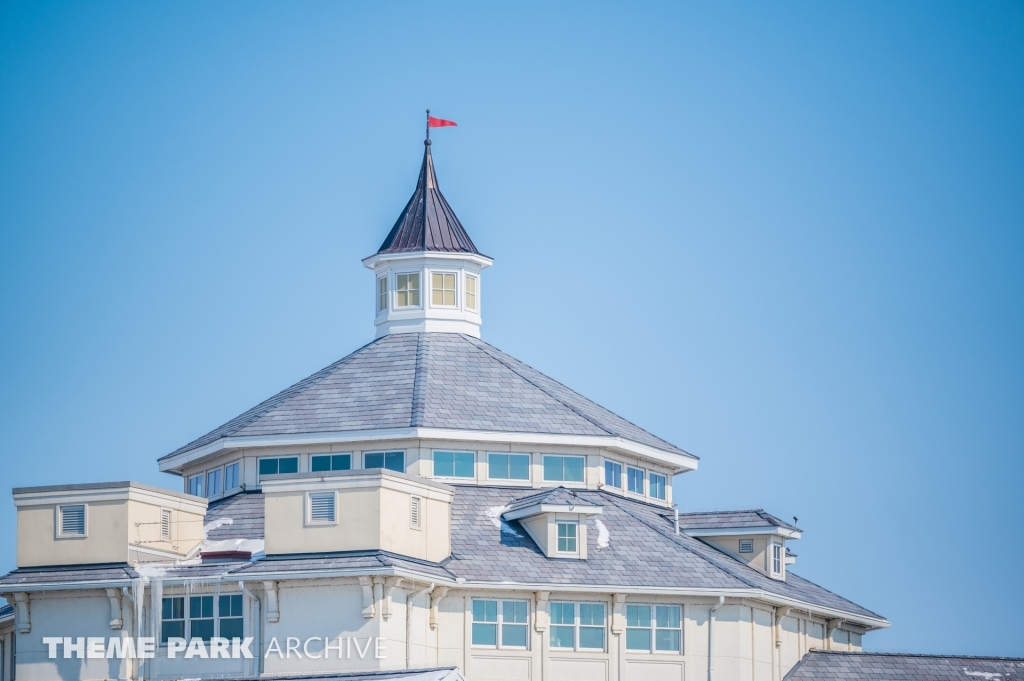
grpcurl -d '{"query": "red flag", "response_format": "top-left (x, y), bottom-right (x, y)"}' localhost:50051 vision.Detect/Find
top-left (428, 115), bottom-right (457, 128)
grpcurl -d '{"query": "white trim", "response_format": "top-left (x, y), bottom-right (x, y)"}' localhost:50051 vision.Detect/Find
top-left (306, 491), bottom-right (338, 526)
top-left (55, 504), bottom-right (87, 539)
top-left (682, 527), bottom-right (801, 540)
top-left (503, 504), bottom-right (602, 522)
top-left (362, 250), bottom-right (493, 270)
top-left (428, 270), bottom-right (460, 309)
top-left (159, 428), bottom-right (699, 475)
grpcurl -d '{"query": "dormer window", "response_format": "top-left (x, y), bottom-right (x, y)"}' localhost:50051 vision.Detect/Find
top-left (557, 522), bottom-right (578, 553)
top-left (627, 466), bottom-right (645, 495)
top-left (432, 272), bottom-right (457, 306)
top-left (772, 542), bottom-right (783, 575)
top-left (604, 461), bottom-right (622, 489)
top-left (378, 276), bottom-right (388, 312)
top-left (396, 273), bottom-right (420, 307)
top-left (649, 472), bottom-right (666, 500)
top-left (465, 274), bottom-right (478, 311)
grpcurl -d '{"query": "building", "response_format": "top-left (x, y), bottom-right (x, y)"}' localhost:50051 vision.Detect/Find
top-left (0, 135), bottom-right (888, 681)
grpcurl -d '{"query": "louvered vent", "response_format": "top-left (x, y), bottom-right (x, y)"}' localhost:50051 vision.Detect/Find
top-left (309, 493), bottom-right (335, 522)
top-left (739, 539), bottom-right (753, 553)
top-left (410, 496), bottom-right (421, 528)
top-left (161, 509), bottom-right (171, 540)
top-left (60, 505), bottom-right (86, 536)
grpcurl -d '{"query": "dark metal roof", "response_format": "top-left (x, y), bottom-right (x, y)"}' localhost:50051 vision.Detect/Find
top-left (784, 651), bottom-right (1024, 680)
top-left (375, 141), bottom-right (482, 257)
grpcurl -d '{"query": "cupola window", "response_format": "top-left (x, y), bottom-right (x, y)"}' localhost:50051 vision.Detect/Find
top-left (396, 273), bottom-right (420, 307)
top-left (431, 272), bottom-right (457, 306)
top-left (378, 277), bottom-right (388, 312)
top-left (465, 274), bottom-right (478, 311)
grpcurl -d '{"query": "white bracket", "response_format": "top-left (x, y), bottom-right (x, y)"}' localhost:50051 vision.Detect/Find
top-left (429, 587), bottom-right (450, 629)
top-left (105, 589), bottom-right (123, 630)
top-left (263, 581), bottom-right (280, 623)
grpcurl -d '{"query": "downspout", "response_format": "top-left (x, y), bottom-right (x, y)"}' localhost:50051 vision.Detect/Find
top-left (406, 583), bottom-right (434, 669)
top-left (238, 582), bottom-right (262, 678)
top-left (121, 588), bottom-right (137, 681)
top-left (709, 596), bottom-right (724, 681)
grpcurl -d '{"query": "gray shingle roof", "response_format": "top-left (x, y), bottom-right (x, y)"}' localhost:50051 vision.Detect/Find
top-left (675, 509), bottom-right (800, 532)
top-left (375, 141), bottom-right (481, 257)
top-left (0, 564), bottom-right (137, 587)
top-left (784, 651), bottom-right (1024, 680)
top-left (205, 492), bottom-right (265, 542)
top-left (163, 333), bottom-right (691, 461)
top-left (504, 487), bottom-right (599, 514)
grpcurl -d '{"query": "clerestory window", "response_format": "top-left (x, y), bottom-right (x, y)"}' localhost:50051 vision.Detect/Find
top-left (396, 273), bottom-right (421, 307)
top-left (431, 272), bottom-right (457, 306)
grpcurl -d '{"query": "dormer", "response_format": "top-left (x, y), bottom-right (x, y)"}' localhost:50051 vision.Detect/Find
top-left (503, 488), bottom-right (602, 560)
top-left (362, 138), bottom-right (492, 338)
top-left (676, 509), bottom-right (801, 581)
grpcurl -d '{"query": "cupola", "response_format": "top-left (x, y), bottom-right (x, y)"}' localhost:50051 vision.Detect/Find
top-left (362, 136), bottom-right (492, 338)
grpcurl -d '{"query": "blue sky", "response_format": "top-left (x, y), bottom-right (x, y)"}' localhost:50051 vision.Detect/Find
top-left (1, 1), bottom-right (1022, 657)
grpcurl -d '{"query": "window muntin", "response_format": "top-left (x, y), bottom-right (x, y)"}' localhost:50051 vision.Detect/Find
top-left (189, 595), bottom-right (214, 641)
top-left (772, 543), bottom-right (782, 574)
top-left (308, 492), bottom-right (336, 523)
top-left (219, 594), bottom-right (243, 639)
top-left (224, 462), bottom-right (240, 491)
top-left (161, 597), bottom-right (185, 643)
top-left (542, 455), bottom-right (584, 483)
top-left (258, 456), bottom-right (299, 480)
top-left (364, 451), bottom-right (405, 473)
top-left (604, 461), bottom-right (622, 489)
top-left (488, 453), bottom-right (530, 480)
top-left (627, 467), bottom-right (645, 495)
top-left (396, 273), bottom-right (421, 307)
top-left (431, 272), bottom-right (457, 306)
top-left (739, 539), bottom-right (753, 553)
top-left (626, 604), bottom-right (682, 652)
top-left (378, 277), bottom-right (388, 312)
top-left (58, 505), bottom-right (86, 537)
top-left (472, 599), bottom-right (529, 649)
top-left (557, 522), bottom-right (578, 553)
top-left (311, 454), bottom-right (351, 472)
top-left (649, 472), bottom-right (666, 500)
top-left (433, 451), bottom-right (475, 478)
top-left (188, 474), bottom-right (203, 497)
top-left (549, 602), bottom-right (605, 651)
top-left (465, 274), bottom-right (478, 311)
top-left (206, 468), bottom-right (222, 498)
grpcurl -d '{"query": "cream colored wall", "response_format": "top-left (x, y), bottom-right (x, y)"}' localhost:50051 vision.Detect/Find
top-left (16, 501), bottom-right (127, 567)
top-left (265, 487), bottom-right (382, 555)
top-left (704, 537), bottom-right (769, 574)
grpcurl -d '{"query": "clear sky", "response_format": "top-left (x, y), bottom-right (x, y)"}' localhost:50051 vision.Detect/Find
top-left (1, 0), bottom-right (1022, 657)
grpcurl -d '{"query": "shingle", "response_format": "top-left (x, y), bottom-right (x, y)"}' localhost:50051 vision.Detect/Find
top-left (785, 651), bottom-right (1024, 680)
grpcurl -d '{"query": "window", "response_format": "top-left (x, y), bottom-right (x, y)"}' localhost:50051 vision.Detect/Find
top-left (488, 453), bottom-right (530, 480)
top-left (626, 604), bottom-right (682, 653)
top-left (378, 276), bottom-right (388, 312)
top-left (627, 467), bottom-right (645, 495)
top-left (649, 472), bottom-right (666, 500)
top-left (190, 596), bottom-right (214, 641)
top-left (433, 451), bottom-right (474, 478)
top-left (739, 539), bottom-right (753, 554)
top-left (160, 510), bottom-right (171, 541)
top-left (604, 461), bottom-right (622, 489)
top-left (311, 454), bottom-right (351, 472)
top-left (550, 602), bottom-right (575, 649)
top-left (557, 522), bottom-right (578, 553)
top-left (410, 496), bottom-right (421, 528)
top-left (309, 493), bottom-right (336, 523)
top-left (206, 468), bottom-right (222, 498)
top-left (364, 451), bottom-right (405, 473)
top-left (58, 505), bottom-right (86, 537)
top-left (224, 462), bottom-right (240, 491)
top-left (161, 597), bottom-right (185, 643)
top-left (432, 272), bottom-right (457, 306)
top-left (579, 603), bottom-right (606, 649)
top-left (465, 274), bottom-right (478, 311)
top-left (219, 594), bottom-right (243, 639)
top-left (188, 474), bottom-right (203, 497)
top-left (471, 599), bottom-right (528, 649)
top-left (543, 455), bottom-right (584, 483)
top-left (550, 602), bottom-right (606, 650)
top-left (772, 543), bottom-right (782, 575)
top-left (258, 457), bottom-right (298, 480)
top-left (396, 273), bottom-right (420, 307)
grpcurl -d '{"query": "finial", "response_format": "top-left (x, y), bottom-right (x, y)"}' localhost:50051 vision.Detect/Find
top-left (425, 108), bottom-right (430, 143)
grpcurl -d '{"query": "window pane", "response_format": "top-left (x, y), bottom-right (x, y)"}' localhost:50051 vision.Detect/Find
top-left (191, 618), bottom-right (214, 641)
top-left (472, 623), bottom-right (497, 646)
top-left (432, 273), bottom-right (443, 289)
top-left (432, 288), bottom-right (444, 306)
top-left (278, 457), bottom-right (298, 474)
top-left (649, 473), bottom-right (666, 500)
top-left (162, 597), bottom-right (184, 620)
top-left (626, 605), bottom-right (651, 628)
top-left (364, 452), bottom-right (383, 469)
top-left (225, 463), bottom-right (239, 490)
top-left (580, 603), bottom-right (605, 626)
top-left (656, 605), bottom-right (681, 629)
top-left (605, 461), bottom-right (621, 488)
top-left (564, 457), bottom-right (584, 482)
top-left (207, 469), bottom-right (222, 497)
top-left (488, 454), bottom-right (509, 479)
top-left (503, 601), bottom-right (528, 624)
top-left (190, 596), bottom-right (213, 618)
top-left (579, 626), bottom-right (605, 650)
top-left (550, 602), bottom-right (574, 625)
top-left (433, 451), bottom-right (454, 477)
top-left (453, 452), bottom-right (475, 478)
top-left (502, 623), bottom-right (527, 648)
top-left (258, 459), bottom-right (278, 476)
top-left (628, 467), bottom-right (645, 494)
top-left (543, 456), bottom-right (561, 481)
top-left (161, 621), bottom-right (184, 644)
top-left (220, 618), bottom-right (243, 640)
top-left (385, 451), bottom-right (404, 472)
top-left (443, 290), bottom-right (455, 306)
top-left (332, 454), bottom-right (351, 471)
top-left (626, 628), bottom-right (651, 651)
top-left (473, 600), bottom-right (498, 623)
top-left (311, 455), bottom-right (331, 472)
top-left (655, 628), bottom-right (681, 652)
top-left (508, 454), bottom-right (530, 480)
top-left (550, 626), bottom-right (575, 649)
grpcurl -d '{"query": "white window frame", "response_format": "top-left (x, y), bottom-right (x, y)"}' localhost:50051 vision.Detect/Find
top-left (487, 452), bottom-right (531, 481)
top-left (604, 460), bottom-right (622, 489)
top-left (464, 273), bottom-right (478, 312)
top-left (627, 466), bottom-right (645, 495)
top-left (648, 471), bottom-right (667, 500)
top-left (556, 521), bottom-right (579, 555)
top-left (55, 504), bottom-right (88, 539)
top-left (187, 473), bottom-right (204, 498)
top-left (542, 455), bottom-right (586, 484)
top-left (471, 599), bottom-right (530, 650)
top-left (395, 272), bottom-right (421, 308)
top-left (363, 450), bottom-right (406, 473)
top-left (549, 601), bottom-right (607, 651)
top-left (257, 456), bottom-right (300, 481)
top-left (432, 450), bottom-right (476, 479)
top-left (430, 270), bottom-right (458, 308)
top-left (771, 542), bottom-right (783, 576)
top-left (377, 275), bottom-right (388, 313)
top-left (206, 467), bottom-right (223, 498)
top-left (625, 604), bottom-right (683, 654)
top-left (306, 491), bottom-right (337, 526)
top-left (224, 461), bottom-right (241, 492)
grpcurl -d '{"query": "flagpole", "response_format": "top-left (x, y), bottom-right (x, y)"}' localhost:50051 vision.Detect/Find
top-left (425, 109), bottom-right (430, 142)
